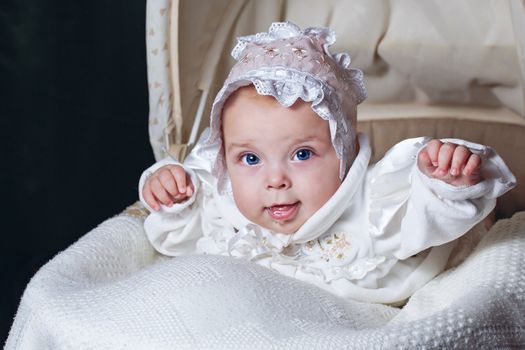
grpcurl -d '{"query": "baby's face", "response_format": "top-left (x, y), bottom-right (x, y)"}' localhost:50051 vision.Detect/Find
top-left (222, 87), bottom-right (341, 234)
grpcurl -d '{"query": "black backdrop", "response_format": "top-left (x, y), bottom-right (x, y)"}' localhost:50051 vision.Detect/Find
top-left (1, 1), bottom-right (154, 343)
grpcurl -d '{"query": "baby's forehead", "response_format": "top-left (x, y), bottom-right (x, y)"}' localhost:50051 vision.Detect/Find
top-left (225, 85), bottom-right (280, 107)
top-left (225, 85), bottom-right (319, 113)
top-left (222, 99), bottom-right (331, 143)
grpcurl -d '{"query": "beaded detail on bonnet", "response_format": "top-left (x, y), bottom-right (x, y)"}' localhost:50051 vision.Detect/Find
top-left (201, 22), bottom-right (367, 193)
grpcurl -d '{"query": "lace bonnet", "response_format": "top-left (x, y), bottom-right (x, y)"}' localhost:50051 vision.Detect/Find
top-left (205, 22), bottom-right (367, 192)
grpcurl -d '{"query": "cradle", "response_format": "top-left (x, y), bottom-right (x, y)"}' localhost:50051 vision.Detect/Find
top-left (6, 0), bottom-right (525, 348)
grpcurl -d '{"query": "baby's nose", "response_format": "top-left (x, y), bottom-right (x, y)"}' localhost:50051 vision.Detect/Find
top-left (265, 166), bottom-right (291, 190)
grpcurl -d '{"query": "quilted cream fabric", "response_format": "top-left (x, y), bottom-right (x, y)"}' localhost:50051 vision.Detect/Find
top-left (146, 0), bottom-right (173, 161)
top-left (6, 209), bottom-right (525, 349)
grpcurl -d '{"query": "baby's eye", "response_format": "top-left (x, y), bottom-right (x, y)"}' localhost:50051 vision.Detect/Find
top-left (293, 149), bottom-right (312, 161)
top-left (241, 153), bottom-right (260, 165)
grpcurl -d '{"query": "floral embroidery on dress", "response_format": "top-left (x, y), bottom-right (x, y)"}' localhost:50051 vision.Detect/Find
top-left (300, 231), bottom-right (386, 280)
top-left (304, 233), bottom-right (350, 262)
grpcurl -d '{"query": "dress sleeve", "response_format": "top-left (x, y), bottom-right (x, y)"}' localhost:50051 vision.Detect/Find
top-left (137, 130), bottom-right (216, 257)
top-left (368, 137), bottom-right (516, 260)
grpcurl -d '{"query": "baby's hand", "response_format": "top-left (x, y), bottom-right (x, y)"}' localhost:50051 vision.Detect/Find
top-left (418, 139), bottom-right (482, 186)
top-left (142, 164), bottom-right (194, 211)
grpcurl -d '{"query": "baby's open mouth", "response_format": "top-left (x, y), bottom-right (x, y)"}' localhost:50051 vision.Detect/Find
top-left (266, 202), bottom-right (300, 221)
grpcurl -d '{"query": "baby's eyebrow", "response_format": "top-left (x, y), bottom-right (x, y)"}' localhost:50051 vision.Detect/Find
top-left (290, 135), bottom-right (324, 144)
top-left (226, 135), bottom-right (324, 153)
top-left (226, 141), bottom-right (254, 152)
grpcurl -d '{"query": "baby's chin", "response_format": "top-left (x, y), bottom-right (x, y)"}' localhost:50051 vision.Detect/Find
top-left (258, 218), bottom-right (304, 235)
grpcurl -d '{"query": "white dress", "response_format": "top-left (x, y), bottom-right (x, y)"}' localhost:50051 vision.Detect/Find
top-left (138, 130), bottom-right (515, 304)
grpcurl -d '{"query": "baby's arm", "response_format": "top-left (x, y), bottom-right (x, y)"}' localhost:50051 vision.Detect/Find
top-left (402, 138), bottom-right (516, 258)
top-left (368, 137), bottom-right (516, 261)
top-left (138, 157), bottom-right (203, 257)
top-left (418, 139), bottom-right (482, 187)
top-left (142, 164), bottom-right (194, 211)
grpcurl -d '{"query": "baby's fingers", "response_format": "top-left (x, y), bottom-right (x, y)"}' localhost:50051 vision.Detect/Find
top-left (142, 183), bottom-right (160, 211)
top-left (425, 139), bottom-right (442, 166)
top-left (450, 145), bottom-right (470, 176)
top-left (158, 169), bottom-right (179, 196)
top-left (417, 148), bottom-right (434, 175)
top-left (437, 143), bottom-right (455, 175)
top-left (185, 184), bottom-right (194, 197)
top-left (150, 177), bottom-right (174, 207)
top-left (462, 153), bottom-right (481, 176)
top-left (170, 167), bottom-right (189, 194)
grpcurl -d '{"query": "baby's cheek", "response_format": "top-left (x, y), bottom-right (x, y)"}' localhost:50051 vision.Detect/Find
top-left (315, 184), bottom-right (339, 208)
top-left (304, 172), bottom-right (340, 209)
top-left (230, 180), bottom-right (260, 219)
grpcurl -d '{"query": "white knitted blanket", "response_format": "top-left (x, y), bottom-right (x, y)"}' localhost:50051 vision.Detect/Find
top-left (6, 210), bottom-right (525, 349)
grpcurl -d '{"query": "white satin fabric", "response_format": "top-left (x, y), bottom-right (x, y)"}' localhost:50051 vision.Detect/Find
top-left (138, 131), bottom-right (515, 304)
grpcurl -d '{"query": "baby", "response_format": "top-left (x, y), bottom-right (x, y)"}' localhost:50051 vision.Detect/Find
top-left (139, 22), bottom-right (516, 304)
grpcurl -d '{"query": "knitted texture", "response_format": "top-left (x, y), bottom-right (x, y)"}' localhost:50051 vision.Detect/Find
top-left (6, 211), bottom-right (525, 349)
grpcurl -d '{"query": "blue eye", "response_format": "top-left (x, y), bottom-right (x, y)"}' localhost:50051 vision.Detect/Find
top-left (293, 149), bottom-right (312, 161)
top-left (241, 153), bottom-right (260, 165)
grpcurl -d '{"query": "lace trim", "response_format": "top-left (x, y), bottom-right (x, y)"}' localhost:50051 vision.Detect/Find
top-left (231, 22), bottom-right (365, 104)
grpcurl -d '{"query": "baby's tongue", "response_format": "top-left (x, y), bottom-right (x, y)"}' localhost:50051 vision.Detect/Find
top-left (267, 203), bottom-right (298, 220)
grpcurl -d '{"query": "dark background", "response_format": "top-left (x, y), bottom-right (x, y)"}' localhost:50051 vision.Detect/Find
top-left (1, 1), bottom-right (154, 344)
